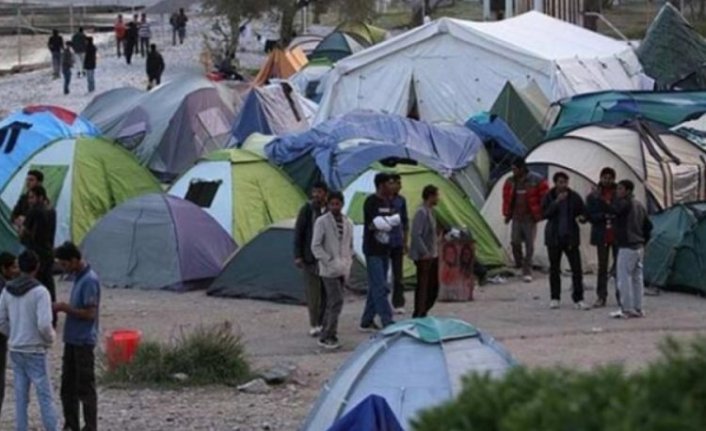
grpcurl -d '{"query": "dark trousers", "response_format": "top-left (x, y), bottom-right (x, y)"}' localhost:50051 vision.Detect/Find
top-left (321, 277), bottom-right (344, 340)
top-left (139, 37), bottom-right (150, 56)
top-left (0, 334), bottom-right (6, 417)
top-left (125, 44), bottom-right (134, 64)
top-left (116, 38), bottom-right (123, 57)
top-left (390, 247), bottom-right (405, 308)
top-left (596, 244), bottom-right (619, 304)
top-left (147, 74), bottom-right (161, 90)
top-left (413, 258), bottom-right (439, 318)
top-left (547, 244), bottom-right (584, 302)
top-left (61, 344), bottom-right (97, 431)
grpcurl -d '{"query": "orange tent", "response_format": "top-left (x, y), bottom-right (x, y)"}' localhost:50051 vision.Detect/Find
top-left (254, 47), bottom-right (308, 86)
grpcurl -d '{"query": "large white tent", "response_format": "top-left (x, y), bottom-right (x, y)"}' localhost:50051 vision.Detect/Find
top-left (315, 12), bottom-right (649, 125)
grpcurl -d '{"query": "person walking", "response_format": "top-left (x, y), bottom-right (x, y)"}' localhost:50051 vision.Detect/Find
top-left (294, 181), bottom-right (328, 337)
top-left (11, 169), bottom-right (44, 228)
top-left (389, 174), bottom-right (409, 314)
top-left (176, 8), bottom-right (188, 44)
top-left (48, 29), bottom-right (64, 79)
top-left (124, 20), bottom-right (138, 65)
top-left (114, 14), bottom-right (126, 58)
top-left (54, 242), bottom-right (100, 431)
top-left (409, 185), bottom-right (440, 318)
top-left (586, 167), bottom-right (618, 308)
top-left (0, 250), bottom-right (58, 431)
top-left (541, 172), bottom-right (588, 310)
top-left (61, 42), bottom-right (74, 95)
top-left (360, 173), bottom-right (399, 331)
top-left (138, 13), bottom-right (151, 57)
top-left (502, 159), bottom-right (548, 282)
top-left (311, 192), bottom-right (354, 350)
top-left (146, 44), bottom-right (165, 89)
top-left (611, 180), bottom-right (652, 319)
top-left (84, 37), bottom-right (97, 93)
top-left (169, 12), bottom-right (179, 46)
top-left (71, 28), bottom-right (87, 78)
top-left (0, 252), bottom-right (20, 418)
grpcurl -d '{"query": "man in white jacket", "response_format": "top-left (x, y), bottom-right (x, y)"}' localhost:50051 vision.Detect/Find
top-left (311, 191), bottom-right (354, 350)
top-left (0, 250), bottom-right (58, 431)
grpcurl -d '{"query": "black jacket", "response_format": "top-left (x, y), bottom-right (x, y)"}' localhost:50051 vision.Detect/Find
top-left (84, 44), bottom-right (97, 70)
top-left (613, 196), bottom-right (652, 248)
top-left (48, 35), bottom-right (63, 53)
top-left (294, 202), bottom-right (324, 265)
top-left (126, 22), bottom-right (139, 45)
top-left (146, 51), bottom-right (165, 77)
top-left (21, 204), bottom-right (56, 259)
top-left (541, 188), bottom-right (586, 247)
top-left (585, 184), bottom-right (616, 246)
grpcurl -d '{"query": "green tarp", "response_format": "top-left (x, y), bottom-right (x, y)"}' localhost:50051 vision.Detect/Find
top-left (490, 81), bottom-right (549, 148)
top-left (382, 317), bottom-right (479, 343)
top-left (0, 200), bottom-right (20, 253)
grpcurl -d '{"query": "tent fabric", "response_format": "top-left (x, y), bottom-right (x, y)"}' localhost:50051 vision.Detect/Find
top-left (0, 200), bottom-right (21, 254)
top-left (673, 113), bottom-right (706, 149)
top-left (81, 194), bottom-right (236, 291)
top-left (168, 149), bottom-right (306, 245)
top-left (315, 13), bottom-right (648, 125)
top-left (466, 112), bottom-right (527, 180)
top-left (343, 164), bottom-right (504, 269)
top-left (288, 34), bottom-right (324, 56)
top-left (290, 58), bottom-right (334, 103)
top-left (546, 90), bottom-right (706, 139)
top-left (0, 137), bottom-right (161, 246)
top-left (82, 75), bottom-right (237, 180)
top-left (327, 395), bottom-right (404, 431)
top-left (636, 4), bottom-right (706, 90)
top-left (0, 105), bottom-right (99, 190)
top-left (302, 317), bottom-right (516, 431)
top-left (253, 48), bottom-right (308, 86)
top-left (489, 81), bottom-right (550, 148)
top-left (644, 202), bottom-right (706, 295)
top-left (381, 317), bottom-right (479, 343)
top-left (310, 31), bottom-right (368, 63)
top-left (335, 21), bottom-right (389, 45)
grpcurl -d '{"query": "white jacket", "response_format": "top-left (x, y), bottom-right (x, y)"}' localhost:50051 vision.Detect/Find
top-left (311, 212), bottom-right (355, 279)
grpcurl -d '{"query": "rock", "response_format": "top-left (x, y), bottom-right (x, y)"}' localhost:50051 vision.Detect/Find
top-left (171, 373), bottom-right (189, 383)
top-left (237, 378), bottom-right (271, 394)
top-left (260, 363), bottom-right (296, 385)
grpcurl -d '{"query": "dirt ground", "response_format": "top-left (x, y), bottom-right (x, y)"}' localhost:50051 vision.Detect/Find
top-left (1, 272), bottom-right (705, 430)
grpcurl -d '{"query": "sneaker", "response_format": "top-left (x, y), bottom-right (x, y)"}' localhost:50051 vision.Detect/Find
top-left (394, 307), bottom-right (406, 315)
top-left (574, 301), bottom-right (590, 310)
top-left (549, 300), bottom-right (560, 309)
top-left (358, 322), bottom-right (381, 333)
top-left (523, 275), bottom-right (533, 283)
top-left (308, 326), bottom-right (322, 337)
top-left (625, 310), bottom-right (644, 318)
top-left (610, 310), bottom-right (626, 319)
top-left (318, 337), bottom-right (341, 350)
top-left (593, 298), bottom-right (607, 308)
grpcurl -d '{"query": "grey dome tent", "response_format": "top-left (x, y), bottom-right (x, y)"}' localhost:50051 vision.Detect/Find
top-left (302, 317), bottom-right (516, 430)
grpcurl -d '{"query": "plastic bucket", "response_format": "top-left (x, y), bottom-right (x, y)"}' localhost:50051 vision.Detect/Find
top-left (105, 329), bottom-right (142, 371)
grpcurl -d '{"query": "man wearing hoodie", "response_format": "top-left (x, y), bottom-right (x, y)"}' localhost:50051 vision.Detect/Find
top-left (0, 250), bottom-right (58, 431)
top-left (0, 252), bottom-right (20, 417)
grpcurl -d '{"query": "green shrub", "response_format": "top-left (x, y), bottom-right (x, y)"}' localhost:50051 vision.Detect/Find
top-left (102, 322), bottom-right (251, 387)
top-left (413, 337), bottom-right (706, 431)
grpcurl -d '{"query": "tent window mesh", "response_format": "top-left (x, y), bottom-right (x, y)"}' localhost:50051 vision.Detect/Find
top-left (185, 180), bottom-right (221, 207)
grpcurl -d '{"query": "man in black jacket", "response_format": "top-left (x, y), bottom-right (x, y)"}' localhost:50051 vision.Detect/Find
top-left (146, 44), bottom-right (165, 90)
top-left (294, 181), bottom-right (328, 336)
top-left (84, 37), bottom-right (97, 93)
top-left (124, 21), bottom-right (138, 65)
top-left (11, 170), bottom-right (44, 228)
top-left (48, 30), bottom-right (64, 79)
top-left (541, 172), bottom-right (588, 310)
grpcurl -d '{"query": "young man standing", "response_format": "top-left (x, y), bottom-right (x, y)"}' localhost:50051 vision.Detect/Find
top-left (294, 181), bottom-right (328, 337)
top-left (138, 13), bottom-right (152, 57)
top-left (176, 8), bottom-right (188, 44)
top-left (611, 180), bottom-right (652, 319)
top-left (11, 169), bottom-right (44, 228)
top-left (502, 159), bottom-right (548, 282)
top-left (0, 252), bottom-right (20, 417)
top-left (71, 28), bottom-right (87, 78)
top-left (114, 14), bottom-right (126, 58)
top-left (541, 172), bottom-right (588, 310)
top-left (360, 173), bottom-right (399, 331)
top-left (124, 20), bottom-right (138, 65)
top-left (54, 242), bottom-right (100, 431)
top-left (409, 185), bottom-right (440, 318)
top-left (586, 167), bottom-right (618, 308)
top-left (311, 192), bottom-right (354, 350)
top-left (61, 42), bottom-right (75, 95)
top-left (0, 250), bottom-right (58, 431)
top-left (146, 44), bottom-right (165, 90)
top-left (84, 37), bottom-right (97, 93)
top-left (48, 29), bottom-right (64, 79)
top-left (388, 174), bottom-right (409, 314)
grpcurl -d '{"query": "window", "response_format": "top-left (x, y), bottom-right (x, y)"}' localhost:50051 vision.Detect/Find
top-left (184, 180), bottom-right (222, 208)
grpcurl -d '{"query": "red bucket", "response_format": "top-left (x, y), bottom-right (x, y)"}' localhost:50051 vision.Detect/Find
top-left (106, 329), bottom-right (142, 371)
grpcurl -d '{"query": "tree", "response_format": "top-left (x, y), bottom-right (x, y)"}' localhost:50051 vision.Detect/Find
top-left (337, 0), bottom-right (376, 21)
top-left (202, 0), bottom-right (268, 57)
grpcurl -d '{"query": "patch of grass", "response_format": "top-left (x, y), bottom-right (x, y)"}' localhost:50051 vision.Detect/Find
top-left (102, 322), bottom-right (251, 388)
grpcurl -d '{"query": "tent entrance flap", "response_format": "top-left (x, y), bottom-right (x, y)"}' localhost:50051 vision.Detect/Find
top-left (29, 164), bottom-right (69, 207)
top-left (185, 180), bottom-right (222, 208)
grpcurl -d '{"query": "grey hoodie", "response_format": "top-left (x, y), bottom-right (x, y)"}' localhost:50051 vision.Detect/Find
top-left (0, 274), bottom-right (55, 353)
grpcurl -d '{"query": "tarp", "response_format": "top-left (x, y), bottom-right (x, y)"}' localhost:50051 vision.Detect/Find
top-left (327, 395), bottom-right (404, 431)
top-left (466, 112), bottom-right (527, 181)
top-left (310, 31), bottom-right (368, 63)
top-left (81, 194), bottom-right (236, 291)
top-left (490, 81), bottom-right (549, 148)
top-left (673, 113), bottom-right (706, 149)
top-left (316, 12), bottom-right (648, 125)
top-left (253, 48), bottom-right (308, 86)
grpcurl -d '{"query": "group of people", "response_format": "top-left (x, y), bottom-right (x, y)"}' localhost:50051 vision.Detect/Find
top-left (114, 13), bottom-right (166, 89)
top-left (502, 160), bottom-right (652, 318)
top-left (0, 173), bottom-right (101, 430)
top-left (47, 28), bottom-right (97, 95)
top-left (293, 174), bottom-right (443, 350)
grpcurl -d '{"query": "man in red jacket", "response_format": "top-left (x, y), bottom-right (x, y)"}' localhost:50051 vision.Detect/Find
top-left (502, 159), bottom-right (548, 282)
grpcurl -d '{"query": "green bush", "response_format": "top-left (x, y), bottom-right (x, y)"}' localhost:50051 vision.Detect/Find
top-left (413, 337), bottom-right (706, 431)
top-left (102, 322), bottom-right (251, 387)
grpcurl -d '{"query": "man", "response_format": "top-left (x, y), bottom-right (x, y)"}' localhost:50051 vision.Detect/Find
top-left (541, 172), bottom-right (588, 310)
top-left (114, 14), bottom-right (126, 58)
top-left (138, 13), bottom-right (152, 57)
top-left (169, 12), bottom-right (179, 46)
top-left (311, 192), bottom-right (354, 350)
top-left (176, 8), bottom-right (188, 44)
top-left (11, 169), bottom-right (44, 228)
top-left (409, 185), bottom-right (440, 318)
top-left (146, 44), bottom-right (165, 90)
top-left (502, 159), bottom-right (548, 282)
top-left (71, 27), bottom-right (87, 78)
top-left (611, 180), bottom-right (652, 319)
top-left (54, 242), bottom-right (100, 431)
top-left (388, 174), bottom-right (409, 314)
top-left (0, 250), bottom-right (58, 431)
top-left (586, 167), bottom-right (618, 308)
top-left (84, 37), bottom-right (97, 93)
top-left (360, 173), bottom-right (399, 331)
top-left (294, 182), bottom-right (328, 336)
top-left (0, 252), bottom-right (20, 417)
top-left (62, 42), bottom-right (74, 95)
top-left (48, 29), bottom-right (64, 79)
top-left (124, 19), bottom-right (139, 65)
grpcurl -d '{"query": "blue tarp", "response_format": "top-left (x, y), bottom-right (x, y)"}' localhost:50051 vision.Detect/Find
top-left (265, 110), bottom-right (484, 189)
top-left (327, 395), bottom-right (404, 431)
top-left (231, 90), bottom-right (273, 145)
top-left (0, 105), bottom-right (99, 190)
top-left (466, 113), bottom-right (527, 181)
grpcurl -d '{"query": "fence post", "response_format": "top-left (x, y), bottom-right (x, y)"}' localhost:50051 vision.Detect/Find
top-left (16, 6), bottom-right (22, 67)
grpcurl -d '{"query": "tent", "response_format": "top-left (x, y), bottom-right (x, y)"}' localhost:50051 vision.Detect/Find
top-left (310, 31), bottom-right (369, 63)
top-left (343, 163), bottom-right (504, 269)
top-left (644, 202), bottom-right (706, 295)
top-left (82, 75), bottom-right (238, 181)
top-left (82, 194), bottom-right (236, 291)
top-left (302, 317), bottom-right (516, 431)
top-left (290, 58), bottom-right (334, 103)
top-left (208, 219), bottom-right (367, 303)
top-left (0, 137), bottom-right (161, 246)
top-left (327, 395), bottom-right (404, 431)
top-left (168, 149), bottom-right (306, 245)
top-left (0, 201), bottom-right (20, 254)
top-left (673, 113), bottom-right (706, 149)
top-left (253, 47), bottom-right (308, 86)
top-left (466, 112), bottom-right (527, 181)
top-left (636, 4), bottom-right (706, 90)
top-left (546, 90), bottom-right (706, 139)
top-left (0, 105), bottom-right (99, 189)
top-left (525, 121), bottom-right (706, 211)
top-left (230, 82), bottom-right (316, 146)
top-left (288, 34), bottom-right (324, 56)
top-left (315, 13), bottom-right (648, 125)
top-left (265, 111), bottom-right (490, 207)
top-left (489, 81), bottom-right (550, 149)
top-left (335, 21), bottom-right (389, 45)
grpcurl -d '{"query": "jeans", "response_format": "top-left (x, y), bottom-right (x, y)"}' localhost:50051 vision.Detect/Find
top-left (51, 52), bottom-right (61, 78)
top-left (85, 69), bottom-right (95, 92)
top-left (511, 219), bottom-right (536, 275)
top-left (0, 334), bottom-right (6, 416)
top-left (10, 351), bottom-right (58, 431)
top-left (62, 69), bottom-right (71, 95)
top-left (172, 28), bottom-right (177, 45)
top-left (390, 246), bottom-right (405, 308)
top-left (302, 265), bottom-right (325, 328)
top-left (61, 344), bottom-right (97, 431)
top-left (362, 255), bottom-right (393, 327)
top-left (116, 37), bottom-right (123, 57)
top-left (139, 37), bottom-right (149, 56)
top-left (596, 244), bottom-right (619, 304)
top-left (413, 258), bottom-right (439, 318)
top-left (321, 277), bottom-right (344, 340)
top-left (547, 243), bottom-right (584, 302)
top-left (74, 53), bottom-right (85, 75)
top-left (178, 27), bottom-right (186, 44)
top-left (617, 247), bottom-right (644, 313)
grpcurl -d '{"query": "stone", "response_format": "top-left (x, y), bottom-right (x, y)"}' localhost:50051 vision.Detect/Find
top-left (260, 363), bottom-right (296, 385)
top-left (237, 378), bottom-right (271, 395)
top-left (171, 373), bottom-right (189, 383)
